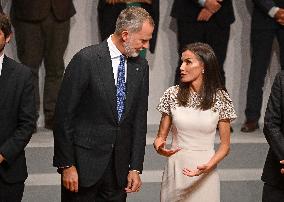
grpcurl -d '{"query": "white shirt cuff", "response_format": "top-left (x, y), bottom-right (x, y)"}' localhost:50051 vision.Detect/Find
top-left (198, 0), bottom-right (206, 7)
top-left (268, 7), bottom-right (280, 18)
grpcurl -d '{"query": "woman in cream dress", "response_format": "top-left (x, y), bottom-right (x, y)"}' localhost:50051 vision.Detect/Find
top-left (154, 42), bottom-right (237, 202)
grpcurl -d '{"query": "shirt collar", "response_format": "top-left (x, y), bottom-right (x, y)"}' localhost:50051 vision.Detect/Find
top-left (0, 53), bottom-right (4, 76)
top-left (107, 35), bottom-right (123, 59)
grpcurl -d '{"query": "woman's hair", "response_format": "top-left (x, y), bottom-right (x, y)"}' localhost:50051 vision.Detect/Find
top-left (177, 42), bottom-right (226, 110)
top-left (114, 7), bottom-right (154, 34)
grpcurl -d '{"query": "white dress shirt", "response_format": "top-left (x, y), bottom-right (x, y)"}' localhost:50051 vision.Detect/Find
top-left (0, 53), bottom-right (4, 76)
top-left (107, 35), bottom-right (127, 85)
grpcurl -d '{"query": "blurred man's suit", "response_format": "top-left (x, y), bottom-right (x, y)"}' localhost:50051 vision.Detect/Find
top-left (244, 0), bottom-right (284, 127)
top-left (10, 0), bottom-right (76, 129)
top-left (262, 71), bottom-right (284, 201)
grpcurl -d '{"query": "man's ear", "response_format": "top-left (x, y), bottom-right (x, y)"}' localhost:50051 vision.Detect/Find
top-left (5, 33), bottom-right (12, 44)
top-left (121, 30), bottom-right (129, 42)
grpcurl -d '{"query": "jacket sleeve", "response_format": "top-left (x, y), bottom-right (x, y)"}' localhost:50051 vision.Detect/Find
top-left (253, 0), bottom-right (276, 14)
top-left (53, 51), bottom-right (90, 167)
top-left (0, 69), bottom-right (36, 164)
top-left (263, 72), bottom-right (284, 161)
top-left (129, 60), bottom-right (149, 173)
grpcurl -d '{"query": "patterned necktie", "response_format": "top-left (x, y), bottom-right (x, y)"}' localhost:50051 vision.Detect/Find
top-left (116, 55), bottom-right (126, 121)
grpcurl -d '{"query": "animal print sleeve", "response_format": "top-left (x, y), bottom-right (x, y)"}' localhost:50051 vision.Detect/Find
top-left (214, 90), bottom-right (237, 122)
top-left (157, 86), bottom-right (178, 116)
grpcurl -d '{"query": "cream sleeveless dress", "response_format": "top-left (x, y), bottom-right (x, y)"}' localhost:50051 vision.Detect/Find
top-left (157, 86), bottom-right (237, 202)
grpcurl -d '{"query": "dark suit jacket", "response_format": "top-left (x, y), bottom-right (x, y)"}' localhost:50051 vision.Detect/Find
top-left (262, 71), bottom-right (284, 189)
top-left (11, 0), bottom-right (76, 22)
top-left (97, 0), bottom-right (159, 53)
top-left (0, 56), bottom-right (36, 183)
top-left (252, 0), bottom-right (284, 29)
top-left (53, 40), bottom-right (149, 188)
top-left (171, 0), bottom-right (235, 27)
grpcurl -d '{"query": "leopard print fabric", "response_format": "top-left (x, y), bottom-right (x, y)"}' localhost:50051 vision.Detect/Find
top-left (157, 85), bottom-right (237, 121)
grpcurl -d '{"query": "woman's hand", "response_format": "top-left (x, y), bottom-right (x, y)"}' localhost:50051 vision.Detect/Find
top-left (182, 163), bottom-right (216, 177)
top-left (153, 137), bottom-right (181, 157)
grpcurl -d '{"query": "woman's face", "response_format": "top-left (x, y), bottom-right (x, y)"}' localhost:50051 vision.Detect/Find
top-left (180, 50), bottom-right (204, 84)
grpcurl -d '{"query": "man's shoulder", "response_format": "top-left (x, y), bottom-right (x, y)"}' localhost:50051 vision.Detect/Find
top-left (4, 56), bottom-right (31, 74)
top-left (75, 42), bottom-right (108, 59)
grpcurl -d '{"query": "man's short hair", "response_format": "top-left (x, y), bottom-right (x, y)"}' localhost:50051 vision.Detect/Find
top-left (0, 12), bottom-right (12, 38)
top-left (115, 7), bottom-right (154, 34)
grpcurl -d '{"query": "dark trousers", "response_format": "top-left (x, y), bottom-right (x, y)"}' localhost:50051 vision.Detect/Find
top-left (0, 177), bottom-right (24, 202)
top-left (262, 183), bottom-right (284, 202)
top-left (175, 20), bottom-right (231, 85)
top-left (245, 25), bottom-right (284, 122)
top-left (12, 12), bottom-right (70, 126)
top-left (61, 157), bottom-right (127, 202)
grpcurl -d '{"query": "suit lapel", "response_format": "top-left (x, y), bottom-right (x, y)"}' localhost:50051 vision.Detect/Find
top-left (120, 58), bottom-right (142, 122)
top-left (97, 41), bottom-right (119, 122)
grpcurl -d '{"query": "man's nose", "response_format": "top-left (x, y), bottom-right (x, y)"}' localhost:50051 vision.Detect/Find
top-left (180, 62), bottom-right (185, 70)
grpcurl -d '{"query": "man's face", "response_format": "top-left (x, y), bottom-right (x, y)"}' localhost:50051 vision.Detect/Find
top-left (0, 30), bottom-right (11, 53)
top-left (123, 20), bottom-right (154, 57)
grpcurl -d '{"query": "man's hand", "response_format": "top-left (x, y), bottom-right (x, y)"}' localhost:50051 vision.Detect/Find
top-left (204, 0), bottom-right (222, 13)
top-left (153, 137), bottom-right (181, 157)
top-left (62, 166), bottom-right (79, 192)
top-left (0, 154), bottom-right (5, 164)
top-left (275, 8), bottom-right (284, 26)
top-left (197, 8), bottom-right (214, 21)
top-left (125, 171), bottom-right (142, 193)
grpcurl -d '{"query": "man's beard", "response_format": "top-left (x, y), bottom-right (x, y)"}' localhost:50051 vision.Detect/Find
top-left (123, 40), bottom-right (140, 58)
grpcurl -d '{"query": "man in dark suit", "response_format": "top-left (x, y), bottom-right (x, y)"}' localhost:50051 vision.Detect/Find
top-left (171, 0), bottom-right (235, 85)
top-left (53, 7), bottom-right (153, 201)
top-left (262, 71), bottom-right (284, 201)
top-left (0, 13), bottom-right (36, 201)
top-left (10, 0), bottom-right (76, 130)
top-left (241, 0), bottom-right (284, 132)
